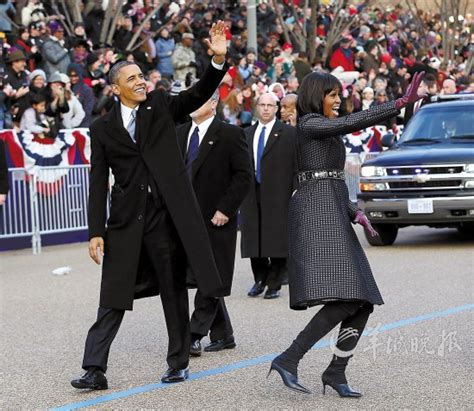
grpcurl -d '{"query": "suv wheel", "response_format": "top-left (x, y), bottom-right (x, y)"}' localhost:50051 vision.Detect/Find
top-left (365, 225), bottom-right (398, 246)
top-left (457, 223), bottom-right (474, 239)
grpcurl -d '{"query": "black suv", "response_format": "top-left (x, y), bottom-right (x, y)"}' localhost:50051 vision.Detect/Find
top-left (357, 95), bottom-right (474, 245)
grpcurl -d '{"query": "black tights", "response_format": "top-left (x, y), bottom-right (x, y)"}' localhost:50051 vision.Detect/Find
top-left (276, 302), bottom-right (373, 375)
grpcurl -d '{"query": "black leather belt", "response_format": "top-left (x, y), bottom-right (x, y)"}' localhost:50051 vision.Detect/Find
top-left (297, 170), bottom-right (345, 184)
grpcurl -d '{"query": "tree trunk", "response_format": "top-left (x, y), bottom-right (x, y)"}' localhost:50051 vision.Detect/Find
top-left (126, 4), bottom-right (162, 51)
top-left (99, 0), bottom-right (116, 47)
top-left (307, 0), bottom-right (319, 62)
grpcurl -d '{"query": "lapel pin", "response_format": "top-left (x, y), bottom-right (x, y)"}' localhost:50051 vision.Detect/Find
top-left (208, 141), bottom-right (214, 145)
top-left (147, 106), bottom-right (151, 110)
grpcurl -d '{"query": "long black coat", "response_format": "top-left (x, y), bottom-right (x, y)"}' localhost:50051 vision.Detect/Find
top-left (240, 119), bottom-right (297, 258)
top-left (177, 118), bottom-right (252, 295)
top-left (0, 139), bottom-right (8, 195)
top-left (88, 63), bottom-right (228, 311)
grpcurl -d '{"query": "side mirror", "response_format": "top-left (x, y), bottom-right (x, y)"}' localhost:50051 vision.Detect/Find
top-left (381, 132), bottom-right (396, 148)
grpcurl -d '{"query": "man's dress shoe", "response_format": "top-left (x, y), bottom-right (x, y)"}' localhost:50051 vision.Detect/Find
top-left (247, 282), bottom-right (265, 297)
top-left (71, 368), bottom-right (108, 390)
top-left (161, 367), bottom-right (189, 383)
top-left (204, 336), bottom-right (236, 352)
top-left (190, 339), bottom-right (202, 357)
top-left (264, 289), bottom-right (280, 299)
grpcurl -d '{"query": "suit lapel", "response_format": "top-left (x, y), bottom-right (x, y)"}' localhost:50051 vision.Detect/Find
top-left (246, 123), bottom-right (258, 168)
top-left (102, 102), bottom-right (138, 150)
top-left (177, 122), bottom-right (192, 158)
top-left (262, 120), bottom-right (283, 158)
top-left (137, 99), bottom-right (153, 147)
top-left (192, 117), bottom-right (220, 180)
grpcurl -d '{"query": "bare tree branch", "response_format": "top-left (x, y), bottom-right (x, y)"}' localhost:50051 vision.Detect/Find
top-left (271, 0), bottom-right (292, 45)
top-left (106, 0), bottom-right (127, 47)
top-left (99, 0), bottom-right (115, 46)
top-left (126, 4), bottom-right (162, 51)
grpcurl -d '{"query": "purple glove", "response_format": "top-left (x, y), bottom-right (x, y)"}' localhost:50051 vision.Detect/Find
top-left (395, 71), bottom-right (426, 110)
top-left (354, 210), bottom-right (379, 237)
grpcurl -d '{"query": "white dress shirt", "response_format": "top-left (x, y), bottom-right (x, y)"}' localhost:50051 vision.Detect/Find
top-left (120, 103), bottom-right (139, 129)
top-left (187, 115), bottom-right (215, 150)
top-left (253, 118), bottom-right (276, 171)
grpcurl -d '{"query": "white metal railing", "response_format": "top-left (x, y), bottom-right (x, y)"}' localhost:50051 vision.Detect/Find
top-left (1, 165), bottom-right (91, 254)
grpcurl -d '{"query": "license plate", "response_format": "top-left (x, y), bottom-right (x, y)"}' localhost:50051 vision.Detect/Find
top-left (407, 199), bottom-right (434, 214)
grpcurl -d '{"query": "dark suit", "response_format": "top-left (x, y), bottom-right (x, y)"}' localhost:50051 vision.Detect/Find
top-left (177, 117), bottom-right (252, 341)
top-left (0, 139), bottom-right (8, 196)
top-left (81, 62), bottom-right (228, 373)
top-left (404, 95), bottom-right (432, 125)
top-left (240, 119), bottom-right (296, 291)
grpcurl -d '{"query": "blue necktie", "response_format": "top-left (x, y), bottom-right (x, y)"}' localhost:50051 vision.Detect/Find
top-left (127, 110), bottom-right (137, 143)
top-left (186, 126), bottom-right (200, 177)
top-left (256, 126), bottom-right (266, 183)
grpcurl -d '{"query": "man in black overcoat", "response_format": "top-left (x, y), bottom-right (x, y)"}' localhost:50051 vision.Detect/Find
top-left (240, 92), bottom-right (297, 300)
top-left (71, 22), bottom-right (229, 390)
top-left (176, 90), bottom-right (252, 356)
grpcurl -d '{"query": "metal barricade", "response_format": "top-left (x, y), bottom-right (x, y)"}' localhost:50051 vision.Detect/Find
top-left (1, 165), bottom-right (91, 254)
top-left (345, 153), bottom-right (362, 202)
top-left (345, 152), bottom-right (381, 202)
top-left (0, 168), bottom-right (34, 240)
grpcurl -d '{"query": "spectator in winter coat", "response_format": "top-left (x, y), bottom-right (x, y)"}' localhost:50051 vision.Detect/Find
top-left (155, 28), bottom-right (175, 79)
top-left (66, 67), bottom-right (92, 127)
top-left (40, 23), bottom-right (71, 77)
top-left (172, 33), bottom-right (197, 82)
top-left (329, 36), bottom-right (355, 72)
top-left (0, 0), bottom-right (16, 34)
top-left (59, 74), bottom-right (85, 129)
top-left (20, 92), bottom-right (50, 136)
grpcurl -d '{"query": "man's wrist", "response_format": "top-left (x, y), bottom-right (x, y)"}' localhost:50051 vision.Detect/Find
top-left (212, 55), bottom-right (225, 65)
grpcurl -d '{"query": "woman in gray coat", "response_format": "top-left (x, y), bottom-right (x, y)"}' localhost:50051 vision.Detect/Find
top-left (268, 71), bottom-right (426, 397)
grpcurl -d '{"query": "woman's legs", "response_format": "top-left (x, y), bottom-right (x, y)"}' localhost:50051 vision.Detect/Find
top-left (322, 303), bottom-right (373, 383)
top-left (274, 302), bottom-right (363, 375)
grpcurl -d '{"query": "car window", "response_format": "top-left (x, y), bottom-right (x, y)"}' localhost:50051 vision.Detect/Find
top-left (400, 106), bottom-right (474, 142)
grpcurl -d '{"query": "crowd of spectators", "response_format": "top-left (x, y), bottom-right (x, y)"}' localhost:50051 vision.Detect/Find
top-left (0, 0), bottom-right (472, 134)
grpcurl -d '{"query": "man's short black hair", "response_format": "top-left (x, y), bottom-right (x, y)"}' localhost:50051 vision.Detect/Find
top-left (108, 61), bottom-right (138, 85)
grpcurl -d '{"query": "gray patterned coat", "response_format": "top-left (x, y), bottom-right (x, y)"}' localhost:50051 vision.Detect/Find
top-left (289, 101), bottom-right (399, 310)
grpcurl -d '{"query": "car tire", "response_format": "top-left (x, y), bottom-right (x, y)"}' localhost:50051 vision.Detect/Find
top-left (457, 223), bottom-right (474, 239)
top-left (365, 225), bottom-right (398, 246)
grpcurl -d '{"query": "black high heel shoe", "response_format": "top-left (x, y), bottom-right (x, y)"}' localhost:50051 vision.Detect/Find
top-left (321, 355), bottom-right (362, 398)
top-left (267, 359), bottom-right (311, 394)
top-left (321, 375), bottom-right (362, 398)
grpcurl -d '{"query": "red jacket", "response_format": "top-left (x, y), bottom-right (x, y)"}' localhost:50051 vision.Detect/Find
top-left (329, 48), bottom-right (355, 71)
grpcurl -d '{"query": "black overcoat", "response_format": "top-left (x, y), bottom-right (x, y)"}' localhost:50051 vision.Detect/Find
top-left (0, 139), bottom-right (8, 195)
top-left (88, 63), bottom-right (228, 310)
top-left (240, 119), bottom-right (297, 258)
top-left (177, 118), bottom-right (252, 295)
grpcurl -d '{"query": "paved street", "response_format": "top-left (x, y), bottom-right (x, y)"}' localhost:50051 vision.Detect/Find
top-left (1, 226), bottom-right (473, 410)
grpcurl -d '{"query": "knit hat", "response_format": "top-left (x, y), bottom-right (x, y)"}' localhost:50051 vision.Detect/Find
top-left (48, 21), bottom-right (64, 35)
top-left (170, 80), bottom-right (183, 95)
top-left (86, 53), bottom-right (100, 67)
top-left (48, 71), bottom-right (65, 84)
top-left (30, 69), bottom-right (47, 82)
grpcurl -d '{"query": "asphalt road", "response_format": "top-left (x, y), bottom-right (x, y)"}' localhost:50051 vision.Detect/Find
top-left (1, 226), bottom-right (472, 410)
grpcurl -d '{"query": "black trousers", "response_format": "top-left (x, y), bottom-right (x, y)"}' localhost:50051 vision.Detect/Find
top-left (82, 195), bottom-right (190, 372)
top-left (252, 182), bottom-right (286, 291)
top-left (250, 257), bottom-right (286, 291)
top-left (190, 290), bottom-right (233, 342)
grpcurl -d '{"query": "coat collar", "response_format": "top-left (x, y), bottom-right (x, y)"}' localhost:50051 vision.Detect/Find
top-left (262, 119), bottom-right (284, 158)
top-left (104, 98), bottom-right (154, 149)
top-left (103, 102), bottom-right (137, 150)
top-left (191, 116), bottom-right (220, 180)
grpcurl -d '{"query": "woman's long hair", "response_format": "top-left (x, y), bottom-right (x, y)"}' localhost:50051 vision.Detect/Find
top-left (296, 72), bottom-right (342, 117)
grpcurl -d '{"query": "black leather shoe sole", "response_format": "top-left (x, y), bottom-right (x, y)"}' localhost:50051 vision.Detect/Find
top-left (190, 348), bottom-right (202, 357)
top-left (70, 380), bottom-right (108, 390)
top-left (264, 291), bottom-right (280, 299)
top-left (204, 341), bottom-right (236, 352)
top-left (161, 369), bottom-right (189, 383)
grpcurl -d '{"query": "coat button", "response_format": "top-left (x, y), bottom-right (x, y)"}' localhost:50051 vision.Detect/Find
top-left (140, 184), bottom-right (145, 190)
top-left (138, 214), bottom-right (143, 221)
